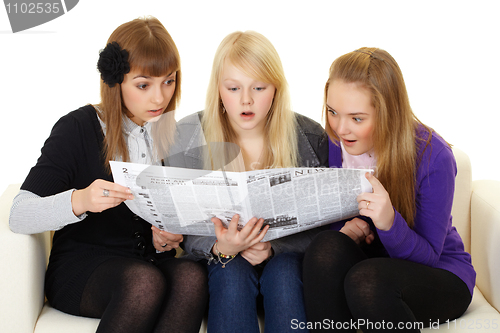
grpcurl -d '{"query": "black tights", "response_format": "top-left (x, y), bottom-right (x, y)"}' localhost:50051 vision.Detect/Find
top-left (303, 231), bottom-right (471, 332)
top-left (79, 257), bottom-right (208, 333)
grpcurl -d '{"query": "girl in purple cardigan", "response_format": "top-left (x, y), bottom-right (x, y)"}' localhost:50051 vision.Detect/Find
top-left (302, 48), bottom-right (475, 332)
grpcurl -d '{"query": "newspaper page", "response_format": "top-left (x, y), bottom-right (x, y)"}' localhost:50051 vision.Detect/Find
top-left (110, 161), bottom-right (372, 241)
top-left (243, 167), bottom-right (372, 240)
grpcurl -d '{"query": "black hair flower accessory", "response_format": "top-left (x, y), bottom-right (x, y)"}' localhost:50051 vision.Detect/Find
top-left (97, 41), bottom-right (130, 87)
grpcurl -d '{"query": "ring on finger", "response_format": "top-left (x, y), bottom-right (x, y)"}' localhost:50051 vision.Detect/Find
top-left (366, 201), bottom-right (370, 209)
top-left (161, 243), bottom-right (168, 248)
top-left (103, 189), bottom-right (110, 197)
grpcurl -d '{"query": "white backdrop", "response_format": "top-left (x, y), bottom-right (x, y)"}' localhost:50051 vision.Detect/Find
top-left (1, 0), bottom-right (499, 195)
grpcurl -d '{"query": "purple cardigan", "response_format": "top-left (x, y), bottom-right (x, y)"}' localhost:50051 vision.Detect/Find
top-left (329, 126), bottom-right (476, 296)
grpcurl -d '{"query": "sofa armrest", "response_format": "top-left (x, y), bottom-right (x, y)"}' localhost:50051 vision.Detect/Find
top-left (471, 180), bottom-right (500, 313)
top-left (451, 147), bottom-right (472, 253)
top-left (0, 184), bottom-right (51, 333)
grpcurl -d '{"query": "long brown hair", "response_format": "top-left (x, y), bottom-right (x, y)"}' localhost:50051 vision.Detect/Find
top-left (324, 47), bottom-right (432, 228)
top-left (97, 16), bottom-right (181, 170)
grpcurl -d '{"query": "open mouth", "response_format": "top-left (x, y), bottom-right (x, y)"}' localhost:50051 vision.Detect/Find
top-left (148, 108), bottom-right (163, 115)
top-left (342, 138), bottom-right (357, 146)
top-left (241, 111), bottom-right (255, 119)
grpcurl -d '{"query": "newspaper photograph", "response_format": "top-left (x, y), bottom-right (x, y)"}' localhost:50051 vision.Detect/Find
top-left (110, 161), bottom-right (373, 241)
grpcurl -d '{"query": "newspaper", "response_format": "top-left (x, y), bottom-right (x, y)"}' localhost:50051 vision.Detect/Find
top-left (110, 161), bottom-right (373, 241)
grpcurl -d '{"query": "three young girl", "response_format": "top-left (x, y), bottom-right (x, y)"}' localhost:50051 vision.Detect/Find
top-left (10, 16), bottom-right (474, 333)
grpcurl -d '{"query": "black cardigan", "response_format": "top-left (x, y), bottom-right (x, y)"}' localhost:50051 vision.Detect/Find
top-left (21, 105), bottom-right (175, 314)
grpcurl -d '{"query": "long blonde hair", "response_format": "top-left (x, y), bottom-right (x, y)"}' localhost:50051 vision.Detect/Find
top-left (324, 47), bottom-right (433, 228)
top-left (97, 16), bottom-right (181, 170)
top-left (202, 31), bottom-right (297, 170)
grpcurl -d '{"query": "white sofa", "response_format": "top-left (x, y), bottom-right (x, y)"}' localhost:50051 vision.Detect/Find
top-left (1, 147), bottom-right (499, 332)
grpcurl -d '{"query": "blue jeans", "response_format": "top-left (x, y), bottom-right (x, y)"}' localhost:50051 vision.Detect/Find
top-left (206, 252), bottom-right (308, 333)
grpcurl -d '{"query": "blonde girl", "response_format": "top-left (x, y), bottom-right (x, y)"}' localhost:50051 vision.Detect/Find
top-left (10, 17), bottom-right (207, 333)
top-left (162, 31), bottom-right (328, 332)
